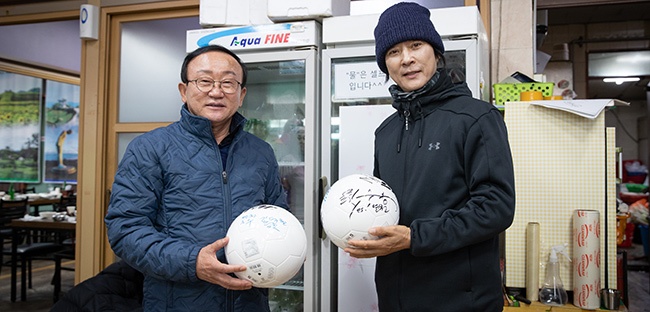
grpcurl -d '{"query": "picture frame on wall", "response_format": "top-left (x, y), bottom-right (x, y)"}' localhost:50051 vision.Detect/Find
top-left (0, 70), bottom-right (42, 183)
top-left (43, 80), bottom-right (80, 184)
top-left (0, 61), bottom-right (80, 187)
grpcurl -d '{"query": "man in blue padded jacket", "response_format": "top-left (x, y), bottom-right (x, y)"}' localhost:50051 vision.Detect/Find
top-left (105, 45), bottom-right (288, 311)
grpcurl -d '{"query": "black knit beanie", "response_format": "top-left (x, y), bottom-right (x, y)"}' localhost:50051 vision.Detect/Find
top-left (374, 2), bottom-right (445, 74)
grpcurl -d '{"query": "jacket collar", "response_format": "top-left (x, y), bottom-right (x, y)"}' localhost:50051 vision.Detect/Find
top-left (179, 104), bottom-right (247, 142)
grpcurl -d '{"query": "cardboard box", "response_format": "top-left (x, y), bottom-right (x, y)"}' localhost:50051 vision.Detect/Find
top-left (200, 0), bottom-right (272, 27)
top-left (267, 0), bottom-right (350, 22)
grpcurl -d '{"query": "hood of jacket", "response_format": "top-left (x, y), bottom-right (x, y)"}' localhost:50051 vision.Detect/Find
top-left (390, 69), bottom-right (472, 119)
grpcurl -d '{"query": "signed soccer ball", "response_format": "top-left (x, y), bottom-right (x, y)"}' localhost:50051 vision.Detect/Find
top-left (320, 174), bottom-right (400, 249)
top-left (225, 205), bottom-right (307, 288)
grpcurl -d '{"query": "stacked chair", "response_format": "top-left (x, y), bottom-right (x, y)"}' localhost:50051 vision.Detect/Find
top-left (52, 194), bottom-right (77, 302)
top-left (1, 198), bottom-right (63, 301)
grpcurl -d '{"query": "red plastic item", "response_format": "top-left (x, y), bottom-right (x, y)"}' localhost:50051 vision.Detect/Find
top-left (619, 192), bottom-right (648, 205)
top-left (616, 253), bottom-right (626, 307)
top-left (621, 160), bottom-right (647, 184)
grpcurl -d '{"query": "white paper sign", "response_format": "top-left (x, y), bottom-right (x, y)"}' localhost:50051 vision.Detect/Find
top-left (333, 62), bottom-right (393, 101)
top-left (529, 99), bottom-right (625, 119)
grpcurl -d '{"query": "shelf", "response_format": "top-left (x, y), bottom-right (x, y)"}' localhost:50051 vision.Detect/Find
top-left (274, 279), bottom-right (303, 291)
top-left (278, 161), bottom-right (305, 167)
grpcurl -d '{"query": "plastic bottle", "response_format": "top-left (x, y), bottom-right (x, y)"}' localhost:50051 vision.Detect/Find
top-left (8, 182), bottom-right (15, 200)
top-left (539, 244), bottom-right (570, 306)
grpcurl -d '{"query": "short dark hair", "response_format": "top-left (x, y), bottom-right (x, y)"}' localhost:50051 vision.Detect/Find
top-left (180, 45), bottom-right (248, 87)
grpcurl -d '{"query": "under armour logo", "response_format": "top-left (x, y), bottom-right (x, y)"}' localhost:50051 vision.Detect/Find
top-left (428, 142), bottom-right (440, 151)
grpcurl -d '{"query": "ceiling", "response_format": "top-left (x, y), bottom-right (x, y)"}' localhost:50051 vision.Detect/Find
top-left (0, 0), bottom-right (67, 5)
top-left (543, 1), bottom-right (650, 25)
top-left (543, 1), bottom-right (650, 102)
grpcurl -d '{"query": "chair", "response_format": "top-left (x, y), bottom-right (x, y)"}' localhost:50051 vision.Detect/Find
top-left (52, 238), bottom-right (75, 302)
top-left (55, 195), bottom-right (76, 213)
top-left (52, 248), bottom-right (75, 302)
top-left (22, 186), bottom-right (36, 194)
top-left (1, 198), bottom-right (63, 301)
top-left (0, 198), bottom-right (28, 252)
top-left (50, 195), bottom-right (76, 244)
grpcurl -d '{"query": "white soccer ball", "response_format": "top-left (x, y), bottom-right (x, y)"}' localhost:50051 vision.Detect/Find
top-left (320, 174), bottom-right (400, 249)
top-left (225, 205), bottom-right (307, 288)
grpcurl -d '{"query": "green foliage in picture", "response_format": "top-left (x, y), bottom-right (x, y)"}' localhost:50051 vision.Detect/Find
top-left (0, 70), bottom-right (42, 183)
top-left (0, 89), bottom-right (40, 126)
top-left (46, 98), bottom-right (76, 126)
top-left (0, 146), bottom-right (39, 181)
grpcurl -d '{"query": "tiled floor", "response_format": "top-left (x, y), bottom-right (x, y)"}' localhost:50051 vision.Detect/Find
top-left (621, 242), bottom-right (650, 312)
top-left (0, 259), bottom-right (74, 312)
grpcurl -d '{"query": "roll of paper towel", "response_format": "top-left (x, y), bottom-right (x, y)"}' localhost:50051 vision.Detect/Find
top-left (526, 222), bottom-right (540, 301)
top-left (572, 210), bottom-right (601, 310)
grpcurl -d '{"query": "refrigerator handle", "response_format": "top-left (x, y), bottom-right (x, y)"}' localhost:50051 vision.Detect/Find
top-left (318, 176), bottom-right (328, 239)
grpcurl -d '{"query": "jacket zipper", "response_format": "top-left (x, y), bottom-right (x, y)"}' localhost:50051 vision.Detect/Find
top-left (403, 109), bottom-right (410, 131)
top-left (219, 145), bottom-right (234, 312)
top-left (221, 149), bottom-right (232, 241)
top-left (401, 108), bottom-right (411, 213)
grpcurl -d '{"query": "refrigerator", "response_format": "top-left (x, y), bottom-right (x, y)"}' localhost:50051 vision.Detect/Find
top-left (319, 6), bottom-right (489, 311)
top-left (187, 21), bottom-right (322, 312)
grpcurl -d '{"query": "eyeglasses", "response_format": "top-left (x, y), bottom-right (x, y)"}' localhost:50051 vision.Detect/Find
top-left (188, 78), bottom-right (242, 94)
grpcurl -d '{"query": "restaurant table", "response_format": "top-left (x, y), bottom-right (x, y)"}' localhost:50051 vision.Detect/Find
top-left (9, 217), bottom-right (76, 302)
top-left (27, 197), bottom-right (61, 216)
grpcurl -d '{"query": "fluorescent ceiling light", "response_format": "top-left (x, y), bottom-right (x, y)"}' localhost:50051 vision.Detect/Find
top-left (603, 77), bottom-right (640, 85)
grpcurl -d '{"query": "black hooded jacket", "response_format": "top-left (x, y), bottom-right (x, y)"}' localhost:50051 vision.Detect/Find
top-left (50, 260), bottom-right (144, 312)
top-left (373, 70), bottom-right (515, 312)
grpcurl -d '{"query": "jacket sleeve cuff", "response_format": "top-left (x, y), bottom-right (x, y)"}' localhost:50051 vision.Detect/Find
top-left (187, 246), bottom-right (201, 282)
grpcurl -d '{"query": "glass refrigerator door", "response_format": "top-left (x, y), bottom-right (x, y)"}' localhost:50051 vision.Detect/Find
top-left (321, 46), bottom-right (394, 183)
top-left (444, 39), bottom-right (484, 101)
top-left (320, 45), bottom-right (394, 312)
top-left (238, 49), bottom-right (320, 312)
top-left (321, 41), bottom-right (479, 185)
top-left (320, 41), bottom-right (480, 311)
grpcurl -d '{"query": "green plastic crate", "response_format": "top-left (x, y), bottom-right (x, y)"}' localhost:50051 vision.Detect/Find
top-left (493, 82), bottom-right (554, 105)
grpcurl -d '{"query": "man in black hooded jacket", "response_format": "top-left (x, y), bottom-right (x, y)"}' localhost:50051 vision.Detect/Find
top-left (345, 3), bottom-right (516, 312)
top-left (50, 260), bottom-right (143, 312)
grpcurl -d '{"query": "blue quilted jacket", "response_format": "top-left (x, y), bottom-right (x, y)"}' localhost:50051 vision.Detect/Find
top-left (105, 105), bottom-right (288, 311)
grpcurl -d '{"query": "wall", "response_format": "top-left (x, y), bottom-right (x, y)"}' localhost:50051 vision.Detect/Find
top-left (490, 0), bottom-right (535, 84)
top-left (0, 19), bottom-right (80, 73)
top-left (540, 19), bottom-right (650, 162)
